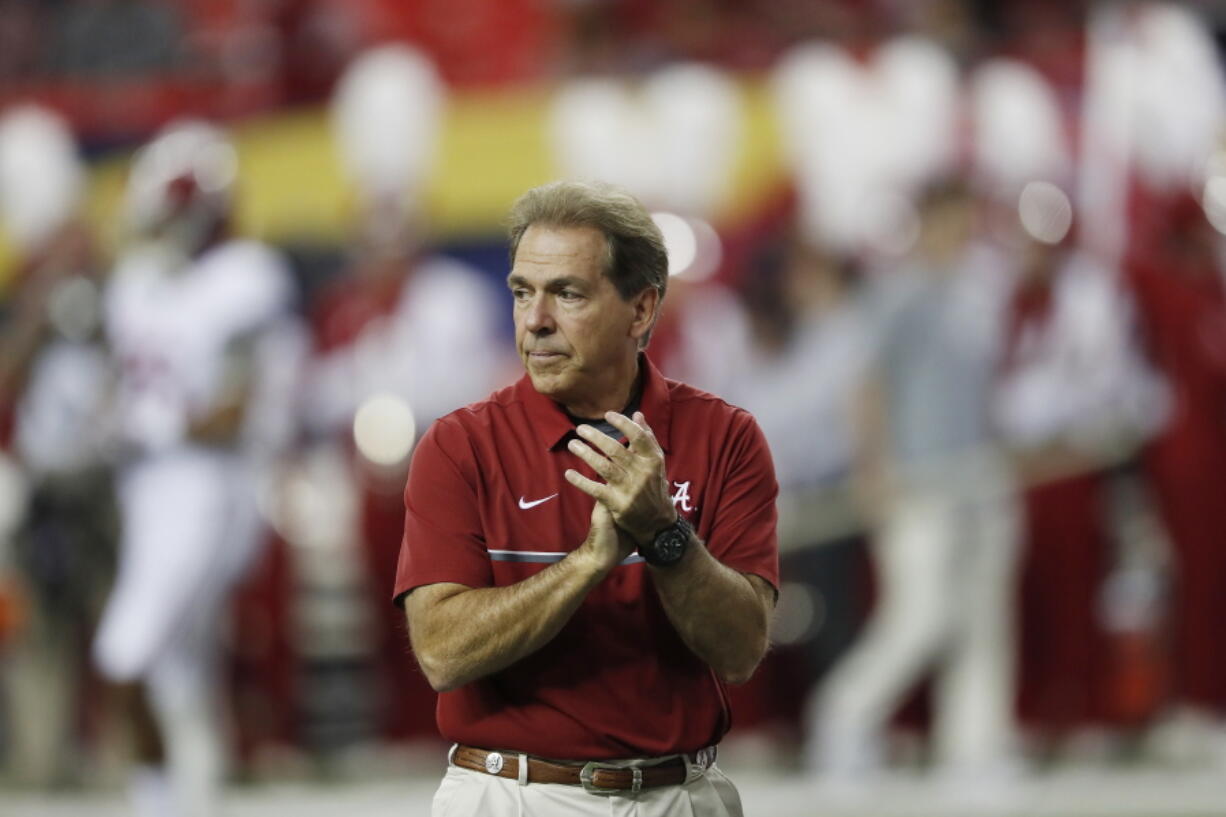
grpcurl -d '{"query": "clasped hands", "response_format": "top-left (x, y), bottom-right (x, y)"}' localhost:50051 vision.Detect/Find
top-left (565, 411), bottom-right (677, 568)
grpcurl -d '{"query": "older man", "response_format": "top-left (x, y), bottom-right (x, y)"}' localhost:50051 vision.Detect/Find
top-left (394, 180), bottom-right (778, 816)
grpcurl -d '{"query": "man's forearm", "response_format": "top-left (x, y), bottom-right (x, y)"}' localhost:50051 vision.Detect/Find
top-left (650, 539), bottom-right (772, 685)
top-left (406, 549), bottom-right (608, 693)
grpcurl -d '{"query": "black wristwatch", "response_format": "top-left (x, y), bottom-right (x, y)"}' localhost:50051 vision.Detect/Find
top-left (639, 515), bottom-right (692, 568)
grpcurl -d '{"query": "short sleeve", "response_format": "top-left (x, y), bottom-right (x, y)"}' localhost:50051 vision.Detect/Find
top-left (392, 417), bottom-right (493, 606)
top-left (704, 411), bottom-right (780, 591)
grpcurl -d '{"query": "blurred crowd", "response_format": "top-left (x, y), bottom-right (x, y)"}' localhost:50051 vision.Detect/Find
top-left (3, 0), bottom-right (1226, 813)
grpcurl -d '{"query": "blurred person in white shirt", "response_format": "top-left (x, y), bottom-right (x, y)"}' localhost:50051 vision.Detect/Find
top-left (811, 178), bottom-right (1021, 787)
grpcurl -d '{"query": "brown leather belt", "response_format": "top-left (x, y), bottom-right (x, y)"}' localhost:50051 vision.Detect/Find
top-left (452, 744), bottom-right (690, 795)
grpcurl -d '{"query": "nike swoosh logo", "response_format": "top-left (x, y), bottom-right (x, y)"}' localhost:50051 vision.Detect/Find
top-left (518, 493), bottom-right (558, 510)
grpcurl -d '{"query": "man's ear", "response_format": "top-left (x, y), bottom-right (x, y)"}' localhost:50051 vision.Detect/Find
top-left (629, 286), bottom-right (661, 342)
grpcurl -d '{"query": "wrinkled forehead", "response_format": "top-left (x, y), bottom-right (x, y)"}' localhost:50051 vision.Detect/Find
top-left (510, 224), bottom-right (609, 278)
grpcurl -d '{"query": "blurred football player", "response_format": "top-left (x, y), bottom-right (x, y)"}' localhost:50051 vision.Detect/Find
top-left (91, 120), bottom-right (302, 817)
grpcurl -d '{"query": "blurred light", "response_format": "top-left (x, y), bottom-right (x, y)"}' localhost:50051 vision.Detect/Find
top-left (685, 217), bottom-right (722, 282)
top-left (862, 191), bottom-right (921, 257)
top-left (1018, 180), bottom-right (1072, 245)
top-left (353, 393), bottom-right (417, 467)
top-left (653, 211), bottom-right (697, 277)
top-left (771, 581), bottom-right (824, 646)
top-left (653, 212), bottom-right (723, 281)
top-left (1202, 177), bottom-right (1226, 236)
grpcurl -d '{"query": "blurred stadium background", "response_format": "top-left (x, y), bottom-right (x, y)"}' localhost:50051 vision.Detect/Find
top-left (3, 1), bottom-right (1226, 815)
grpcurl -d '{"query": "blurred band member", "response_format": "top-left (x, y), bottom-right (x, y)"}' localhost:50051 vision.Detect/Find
top-left (91, 121), bottom-right (301, 817)
top-left (1128, 194), bottom-right (1226, 741)
top-left (994, 184), bottom-right (1167, 746)
top-left (0, 105), bottom-right (116, 787)
top-left (1081, 1), bottom-right (1226, 756)
top-left (548, 62), bottom-right (751, 398)
top-left (299, 45), bottom-right (511, 744)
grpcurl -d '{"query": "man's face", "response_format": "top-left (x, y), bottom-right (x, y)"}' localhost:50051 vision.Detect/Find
top-left (508, 224), bottom-right (654, 413)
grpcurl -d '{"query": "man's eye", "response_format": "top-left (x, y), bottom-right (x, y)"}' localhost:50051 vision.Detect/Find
top-left (512, 289), bottom-right (531, 301)
top-left (559, 290), bottom-right (582, 301)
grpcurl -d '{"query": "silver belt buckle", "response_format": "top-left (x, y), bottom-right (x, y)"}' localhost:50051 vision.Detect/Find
top-left (579, 762), bottom-right (642, 796)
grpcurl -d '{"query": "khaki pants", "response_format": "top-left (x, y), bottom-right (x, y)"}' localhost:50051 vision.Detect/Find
top-left (812, 465), bottom-right (1021, 776)
top-left (431, 751), bottom-right (745, 817)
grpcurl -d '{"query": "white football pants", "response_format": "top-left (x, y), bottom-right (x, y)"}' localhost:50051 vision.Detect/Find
top-left (93, 448), bottom-right (263, 817)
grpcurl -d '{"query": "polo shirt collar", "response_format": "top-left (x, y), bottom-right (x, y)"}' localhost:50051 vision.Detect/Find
top-left (516, 353), bottom-right (673, 453)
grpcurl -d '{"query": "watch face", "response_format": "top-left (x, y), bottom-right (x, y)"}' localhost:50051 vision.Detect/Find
top-left (650, 529), bottom-right (687, 566)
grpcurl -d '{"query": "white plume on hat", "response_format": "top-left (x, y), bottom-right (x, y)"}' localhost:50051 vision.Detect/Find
top-left (771, 42), bottom-right (853, 249)
top-left (550, 64), bottom-right (742, 280)
top-left (0, 105), bottom-right (84, 251)
top-left (970, 59), bottom-right (1071, 199)
top-left (640, 63), bottom-right (742, 217)
top-left (1079, 3), bottom-right (1226, 260)
top-left (330, 44), bottom-right (444, 204)
top-left (549, 77), bottom-right (652, 198)
top-left (550, 63), bottom-right (742, 218)
top-left (1127, 3), bottom-right (1226, 190)
top-left (771, 37), bottom-right (958, 252)
top-left (875, 36), bottom-right (959, 189)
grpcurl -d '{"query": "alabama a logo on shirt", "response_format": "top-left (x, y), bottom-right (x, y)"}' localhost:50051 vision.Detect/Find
top-left (670, 480), bottom-right (696, 514)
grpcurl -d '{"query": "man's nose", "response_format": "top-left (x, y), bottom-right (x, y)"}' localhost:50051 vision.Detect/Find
top-left (525, 296), bottom-right (555, 333)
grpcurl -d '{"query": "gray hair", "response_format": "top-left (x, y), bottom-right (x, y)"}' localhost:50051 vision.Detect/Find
top-left (507, 181), bottom-right (669, 317)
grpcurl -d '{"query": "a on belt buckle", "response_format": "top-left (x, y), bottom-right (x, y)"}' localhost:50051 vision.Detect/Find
top-left (579, 761), bottom-right (642, 796)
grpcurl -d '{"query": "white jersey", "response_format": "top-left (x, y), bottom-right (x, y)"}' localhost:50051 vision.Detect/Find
top-left (105, 239), bottom-right (295, 455)
top-left (94, 237), bottom-right (298, 683)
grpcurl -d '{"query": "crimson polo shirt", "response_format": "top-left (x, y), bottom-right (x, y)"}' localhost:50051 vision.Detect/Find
top-left (393, 355), bottom-right (779, 760)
